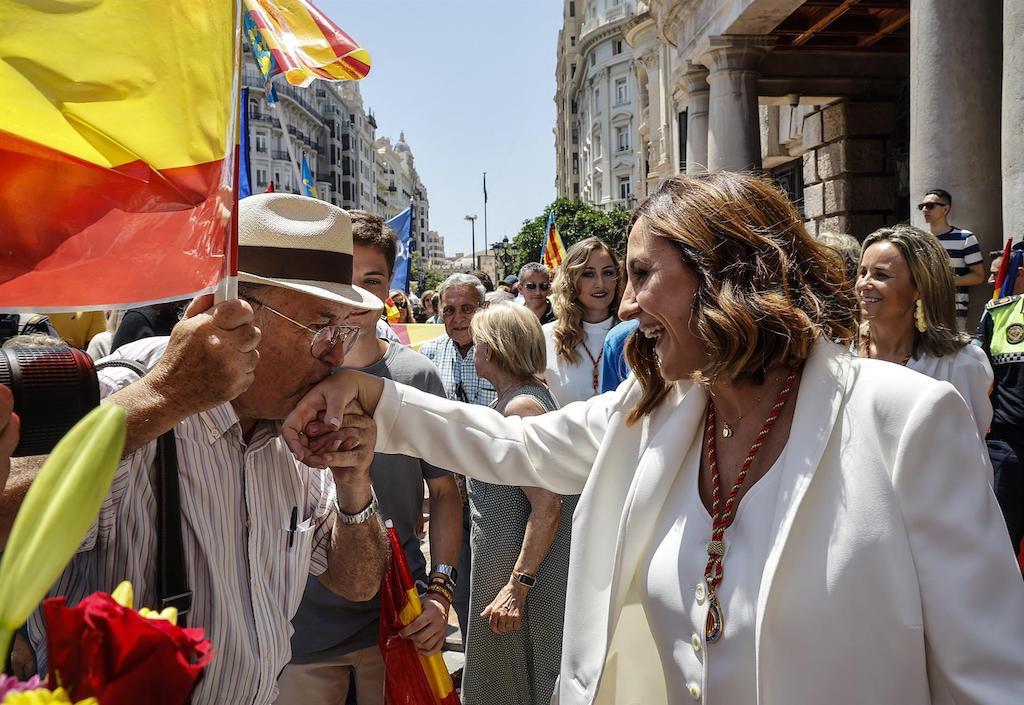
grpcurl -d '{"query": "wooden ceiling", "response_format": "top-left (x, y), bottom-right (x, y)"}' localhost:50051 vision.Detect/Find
top-left (770, 0), bottom-right (910, 52)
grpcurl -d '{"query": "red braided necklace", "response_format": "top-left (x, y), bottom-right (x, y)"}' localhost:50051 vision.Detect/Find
top-left (703, 366), bottom-right (800, 643)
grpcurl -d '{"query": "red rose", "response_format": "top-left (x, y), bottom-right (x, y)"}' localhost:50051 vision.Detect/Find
top-left (43, 593), bottom-right (212, 705)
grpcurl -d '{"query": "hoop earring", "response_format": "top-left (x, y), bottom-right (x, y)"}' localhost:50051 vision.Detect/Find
top-left (914, 299), bottom-right (928, 333)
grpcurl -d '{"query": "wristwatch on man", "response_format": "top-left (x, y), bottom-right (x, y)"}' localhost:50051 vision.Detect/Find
top-left (430, 563), bottom-right (458, 585)
top-left (336, 490), bottom-right (379, 525)
top-left (513, 570), bottom-right (537, 588)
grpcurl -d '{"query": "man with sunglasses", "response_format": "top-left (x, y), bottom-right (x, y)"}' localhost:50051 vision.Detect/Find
top-left (518, 262), bottom-right (556, 324)
top-left (17, 194), bottom-right (389, 705)
top-left (919, 188), bottom-right (986, 329)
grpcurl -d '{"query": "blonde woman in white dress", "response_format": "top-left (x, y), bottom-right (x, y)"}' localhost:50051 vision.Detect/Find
top-left (542, 237), bottom-right (623, 406)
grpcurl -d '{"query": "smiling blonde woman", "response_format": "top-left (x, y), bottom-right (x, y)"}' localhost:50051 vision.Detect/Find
top-left (543, 237), bottom-right (623, 406)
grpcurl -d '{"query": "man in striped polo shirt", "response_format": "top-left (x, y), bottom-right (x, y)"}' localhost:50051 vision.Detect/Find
top-left (919, 188), bottom-right (986, 330)
top-left (7, 194), bottom-right (391, 705)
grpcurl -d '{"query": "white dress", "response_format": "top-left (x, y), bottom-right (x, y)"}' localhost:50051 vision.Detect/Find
top-left (906, 344), bottom-right (993, 438)
top-left (543, 317), bottom-right (615, 407)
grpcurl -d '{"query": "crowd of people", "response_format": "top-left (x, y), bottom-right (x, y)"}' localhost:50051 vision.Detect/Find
top-left (0, 173), bottom-right (1022, 705)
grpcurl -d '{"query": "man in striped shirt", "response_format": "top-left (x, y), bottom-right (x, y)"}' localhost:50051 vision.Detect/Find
top-left (919, 189), bottom-right (986, 329)
top-left (6, 195), bottom-right (390, 705)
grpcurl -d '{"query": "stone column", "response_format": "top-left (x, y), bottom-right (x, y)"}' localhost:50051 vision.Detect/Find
top-left (1004, 0), bottom-right (1024, 242)
top-left (911, 0), bottom-right (1002, 324)
top-left (699, 35), bottom-right (775, 172)
top-left (680, 62), bottom-right (710, 174)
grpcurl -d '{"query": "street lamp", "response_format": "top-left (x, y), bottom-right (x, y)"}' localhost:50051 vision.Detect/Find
top-left (491, 235), bottom-right (519, 279)
top-left (464, 214), bottom-right (478, 270)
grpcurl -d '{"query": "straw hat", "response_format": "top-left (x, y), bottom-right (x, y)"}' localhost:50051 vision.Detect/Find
top-left (237, 193), bottom-right (383, 311)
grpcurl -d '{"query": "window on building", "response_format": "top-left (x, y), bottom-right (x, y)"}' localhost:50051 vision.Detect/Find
top-left (615, 77), bottom-right (628, 105)
top-left (274, 170), bottom-right (281, 186)
top-left (593, 132), bottom-right (602, 158)
top-left (594, 88), bottom-right (601, 113)
top-left (590, 53), bottom-right (596, 67)
top-left (342, 182), bottom-right (352, 200)
top-left (616, 125), bottom-right (629, 152)
top-left (596, 181), bottom-right (603, 202)
top-left (571, 35), bottom-right (576, 47)
top-left (256, 169), bottom-right (267, 187)
top-left (618, 175), bottom-right (631, 201)
top-left (569, 1), bottom-right (575, 17)
top-left (573, 182), bottom-right (580, 196)
top-left (571, 99), bottom-right (578, 114)
top-left (571, 63), bottom-right (576, 78)
top-left (254, 133), bottom-right (267, 153)
top-left (572, 152), bottom-right (579, 175)
top-left (612, 40), bottom-right (623, 55)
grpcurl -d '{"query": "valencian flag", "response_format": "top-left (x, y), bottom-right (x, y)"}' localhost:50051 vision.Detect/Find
top-left (244, 0), bottom-right (371, 86)
top-left (243, 10), bottom-right (279, 103)
top-left (0, 0), bottom-right (238, 309)
top-left (379, 521), bottom-right (460, 705)
top-left (300, 154), bottom-right (318, 198)
top-left (541, 210), bottom-right (567, 270)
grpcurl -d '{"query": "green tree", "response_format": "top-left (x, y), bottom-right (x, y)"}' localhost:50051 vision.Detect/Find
top-left (511, 198), bottom-right (632, 273)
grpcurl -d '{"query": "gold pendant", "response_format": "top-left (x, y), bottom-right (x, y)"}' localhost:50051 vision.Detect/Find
top-left (722, 423), bottom-right (733, 438)
top-left (705, 590), bottom-right (724, 642)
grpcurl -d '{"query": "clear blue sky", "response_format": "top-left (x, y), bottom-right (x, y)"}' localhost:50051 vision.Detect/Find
top-left (320, 0), bottom-right (562, 257)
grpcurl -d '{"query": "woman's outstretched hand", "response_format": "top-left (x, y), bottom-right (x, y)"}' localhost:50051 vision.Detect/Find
top-left (282, 369), bottom-right (385, 465)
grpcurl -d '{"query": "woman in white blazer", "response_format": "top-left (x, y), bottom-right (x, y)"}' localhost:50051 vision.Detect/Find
top-left (288, 173), bottom-right (1024, 705)
top-left (856, 223), bottom-right (993, 436)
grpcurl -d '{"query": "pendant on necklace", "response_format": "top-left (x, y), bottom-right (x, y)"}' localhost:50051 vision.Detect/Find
top-left (705, 590), bottom-right (724, 642)
top-left (721, 422), bottom-right (733, 438)
top-left (592, 367), bottom-right (599, 393)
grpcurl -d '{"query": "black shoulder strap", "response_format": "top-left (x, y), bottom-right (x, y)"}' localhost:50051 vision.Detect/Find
top-left (94, 358), bottom-right (192, 624)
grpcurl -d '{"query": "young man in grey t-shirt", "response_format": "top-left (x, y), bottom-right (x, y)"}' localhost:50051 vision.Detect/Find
top-left (277, 213), bottom-right (463, 705)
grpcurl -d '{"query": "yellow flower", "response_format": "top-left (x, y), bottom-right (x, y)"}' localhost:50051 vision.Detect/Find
top-left (109, 581), bottom-right (178, 626)
top-left (1, 686), bottom-right (97, 704)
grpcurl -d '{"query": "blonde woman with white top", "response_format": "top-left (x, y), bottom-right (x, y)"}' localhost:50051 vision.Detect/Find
top-left (542, 237), bottom-right (622, 406)
top-left (856, 223), bottom-right (993, 437)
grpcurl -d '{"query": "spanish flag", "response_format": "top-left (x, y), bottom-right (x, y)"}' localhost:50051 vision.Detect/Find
top-left (0, 1), bottom-right (238, 310)
top-left (379, 521), bottom-right (460, 705)
top-left (541, 210), bottom-right (567, 270)
top-left (389, 324), bottom-right (447, 351)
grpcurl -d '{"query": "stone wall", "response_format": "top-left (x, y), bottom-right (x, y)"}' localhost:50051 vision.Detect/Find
top-left (801, 100), bottom-right (901, 240)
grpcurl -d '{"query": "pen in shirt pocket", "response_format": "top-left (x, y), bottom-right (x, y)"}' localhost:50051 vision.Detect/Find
top-left (287, 505), bottom-right (298, 551)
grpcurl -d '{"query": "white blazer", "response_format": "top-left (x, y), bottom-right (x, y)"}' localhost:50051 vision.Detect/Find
top-left (374, 341), bottom-right (1024, 705)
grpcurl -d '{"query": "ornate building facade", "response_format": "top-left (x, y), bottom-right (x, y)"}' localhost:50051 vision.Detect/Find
top-left (556, 0), bottom-right (1022, 323)
top-left (555, 0), bottom-right (639, 210)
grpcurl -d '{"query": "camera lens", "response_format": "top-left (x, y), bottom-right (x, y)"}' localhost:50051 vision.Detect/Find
top-left (0, 347), bottom-right (100, 456)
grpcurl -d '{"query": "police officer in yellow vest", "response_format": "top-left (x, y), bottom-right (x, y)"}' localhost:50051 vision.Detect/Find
top-left (977, 242), bottom-right (1024, 559)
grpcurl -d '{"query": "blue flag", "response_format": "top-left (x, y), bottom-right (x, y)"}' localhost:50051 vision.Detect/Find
top-left (239, 87), bottom-right (253, 199)
top-left (388, 206), bottom-right (413, 293)
top-left (301, 154), bottom-right (318, 198)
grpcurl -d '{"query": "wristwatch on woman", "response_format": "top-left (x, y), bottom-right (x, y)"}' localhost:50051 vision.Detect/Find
top-left (336, 490), bottom-right (379, 525)
top-left (513, 570), bottom-right (537, 587)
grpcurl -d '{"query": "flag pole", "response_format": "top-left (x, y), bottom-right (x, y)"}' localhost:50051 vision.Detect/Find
top-left (482, 172), bottom-right (489, 265)
top-left (217, 0), bottom-right (244, 304)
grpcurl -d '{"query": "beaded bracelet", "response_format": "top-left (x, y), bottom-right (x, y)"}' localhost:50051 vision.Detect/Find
top-left (426, 583), bottom-right (454, 605)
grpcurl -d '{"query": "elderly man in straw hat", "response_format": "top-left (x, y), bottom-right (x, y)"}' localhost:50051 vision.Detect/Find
top-left (7, 194), bottom-right (389, 705)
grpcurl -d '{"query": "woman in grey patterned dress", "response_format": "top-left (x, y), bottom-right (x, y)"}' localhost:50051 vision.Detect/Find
top-left (462, 302), bottom-right (579, 705)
